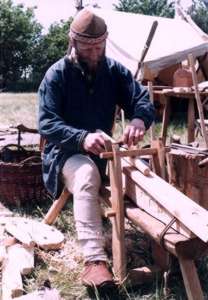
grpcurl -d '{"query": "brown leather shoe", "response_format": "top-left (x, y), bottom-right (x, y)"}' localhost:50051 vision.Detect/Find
top-left (81, 261), bottom-right (114, 287)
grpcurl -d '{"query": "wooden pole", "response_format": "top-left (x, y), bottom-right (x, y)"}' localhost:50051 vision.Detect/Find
top-left (148, 81), bottom-right (156, 142)
top-left (188, 53), bottom-right (208, 149)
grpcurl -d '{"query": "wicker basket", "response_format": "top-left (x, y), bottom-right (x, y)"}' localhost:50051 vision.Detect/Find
top-left (0, 144), bottom-right (46, 205)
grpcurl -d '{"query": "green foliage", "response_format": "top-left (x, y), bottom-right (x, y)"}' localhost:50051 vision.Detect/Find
top-left (188, 0), bottom-right (208, 34)
top-left (114, 0), bottom-right (174, 17)
top-left (31, 18), bottom-right (72, 88)
top-left (0, 0), bottom-right (42, 90)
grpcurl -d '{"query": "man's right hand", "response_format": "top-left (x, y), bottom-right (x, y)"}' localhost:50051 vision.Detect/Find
top-left (83, 132), bottom-right (105, 155)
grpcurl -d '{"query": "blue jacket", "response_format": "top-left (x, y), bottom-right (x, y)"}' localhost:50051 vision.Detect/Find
top-left (38, 56), bottom-right (155, 198)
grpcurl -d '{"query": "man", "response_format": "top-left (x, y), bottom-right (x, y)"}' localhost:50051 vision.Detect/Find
top-left (38, 8), bottom-right (155, 288)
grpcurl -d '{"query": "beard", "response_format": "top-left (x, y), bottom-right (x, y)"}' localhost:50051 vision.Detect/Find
top-left (76, 49), bottom-right (106, 73)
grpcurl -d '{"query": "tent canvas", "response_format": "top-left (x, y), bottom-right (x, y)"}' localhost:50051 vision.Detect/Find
top-left (91, 7), bottom-right (208, 81)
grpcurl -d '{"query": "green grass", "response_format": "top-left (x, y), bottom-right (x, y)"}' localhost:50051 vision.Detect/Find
top-left (1, 93), bottom-right (208, 299)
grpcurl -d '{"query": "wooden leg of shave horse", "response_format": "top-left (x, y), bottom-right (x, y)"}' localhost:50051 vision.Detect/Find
top-left (178, 255), bottom-right (204, 300)
top-left (105, 141), bottom-right (126, 283)
top-left (43, 188), bottom-right (70, 225)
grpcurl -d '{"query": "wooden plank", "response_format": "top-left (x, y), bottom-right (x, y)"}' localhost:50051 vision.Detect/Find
top-left (178, 255), bottom-right (204, 300)
top-left (123, 166), bottom-right (208, 242)
top-left (124, 174), bottom-right (192, 238)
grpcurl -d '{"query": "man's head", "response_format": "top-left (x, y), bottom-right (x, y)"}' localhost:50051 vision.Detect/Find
top-left (69, 8), bottom-right (108, 71)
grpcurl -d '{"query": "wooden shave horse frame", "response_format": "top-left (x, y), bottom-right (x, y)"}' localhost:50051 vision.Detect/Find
top-left (43, 133), bottom-right (208, 299)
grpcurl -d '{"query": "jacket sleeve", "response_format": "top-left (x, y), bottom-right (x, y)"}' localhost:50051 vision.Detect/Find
top-left (38, 68), bottom-right (88, 152)
top-left (115, 63), bottom-right (155, 130)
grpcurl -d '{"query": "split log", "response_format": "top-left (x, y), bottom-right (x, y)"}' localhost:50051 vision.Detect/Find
top-left (5, 219), bottom-right (34, 247)
top-left (5, 217), bottom-right (64, 250)
top-left (7, 244), bottom-right (34, 275)
top-left (123, 166), bottom-right (208, 242)
top-left (2, 257), bottom-right (23, 300)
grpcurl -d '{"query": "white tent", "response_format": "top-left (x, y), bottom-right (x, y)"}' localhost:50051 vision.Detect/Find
top-left (91, 6), bottom-right (208, 81)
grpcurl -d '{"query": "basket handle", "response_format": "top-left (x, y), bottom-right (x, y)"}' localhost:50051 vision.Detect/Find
top-left (20, 155), bottom-right (42, 166)
top-left (0, 144), bottom-right (26, 153)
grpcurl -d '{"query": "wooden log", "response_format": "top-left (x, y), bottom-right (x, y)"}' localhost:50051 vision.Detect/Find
top-left (43, 188), bottom-right (70, 225)
top-left (123, 166), bottom-right (208, 242)
top-left (124, 174), bottom-right (192, 238)
top-left (125, 202), bottom-right (208, 259)
top-left (125, 203), bottom-right (187, 257)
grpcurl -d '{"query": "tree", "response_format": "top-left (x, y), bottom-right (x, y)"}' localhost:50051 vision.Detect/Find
top-left (31, 19), bottom-right (72, 88)
top-left (114, 0), bottom-right (174, 18)
top-left (188, 0), bottom-right (208, 34)
top-left (0, 0), bottom-right (42, 90)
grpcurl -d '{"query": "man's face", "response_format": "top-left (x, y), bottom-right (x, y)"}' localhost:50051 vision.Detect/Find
top-left (74, 40), bottom-right (106, 72)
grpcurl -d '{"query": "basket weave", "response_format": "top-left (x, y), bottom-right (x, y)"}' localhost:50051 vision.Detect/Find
top-left (0, 144), bottom-right (46, 205)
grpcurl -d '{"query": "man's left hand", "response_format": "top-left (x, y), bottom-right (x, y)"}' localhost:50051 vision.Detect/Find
top-left (122, 118), bottom-right (146, 147)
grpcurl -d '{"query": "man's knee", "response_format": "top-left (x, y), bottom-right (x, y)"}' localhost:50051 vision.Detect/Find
top-left (74, 159), bottom-right (101, 194)
top-left (63, 154), bottom-right (101, 194)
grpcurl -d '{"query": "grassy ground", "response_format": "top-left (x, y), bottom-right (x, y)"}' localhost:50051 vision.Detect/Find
top-left (1, 93), bottom-right (208, 299)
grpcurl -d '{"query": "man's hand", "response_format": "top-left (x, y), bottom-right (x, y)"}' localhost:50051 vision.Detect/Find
top-left (83, 132), bottom-right (105, 155)
top-left (122, 118), bottom-right (146, 147)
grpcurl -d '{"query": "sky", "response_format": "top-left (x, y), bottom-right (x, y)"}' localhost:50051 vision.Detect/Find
top-left (13, 0), bottom-right (192, 32)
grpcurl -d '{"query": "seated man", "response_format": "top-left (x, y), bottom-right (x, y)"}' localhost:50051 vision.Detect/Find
top-left (38, 8), bottom-right (155, 288)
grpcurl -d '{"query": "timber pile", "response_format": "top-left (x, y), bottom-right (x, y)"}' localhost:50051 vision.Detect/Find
top-left (0, 203), bottom-right (64, 300)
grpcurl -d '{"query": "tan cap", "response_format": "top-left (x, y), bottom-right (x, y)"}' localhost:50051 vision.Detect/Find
top-left (69, 8), bottom-right (108, 44)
